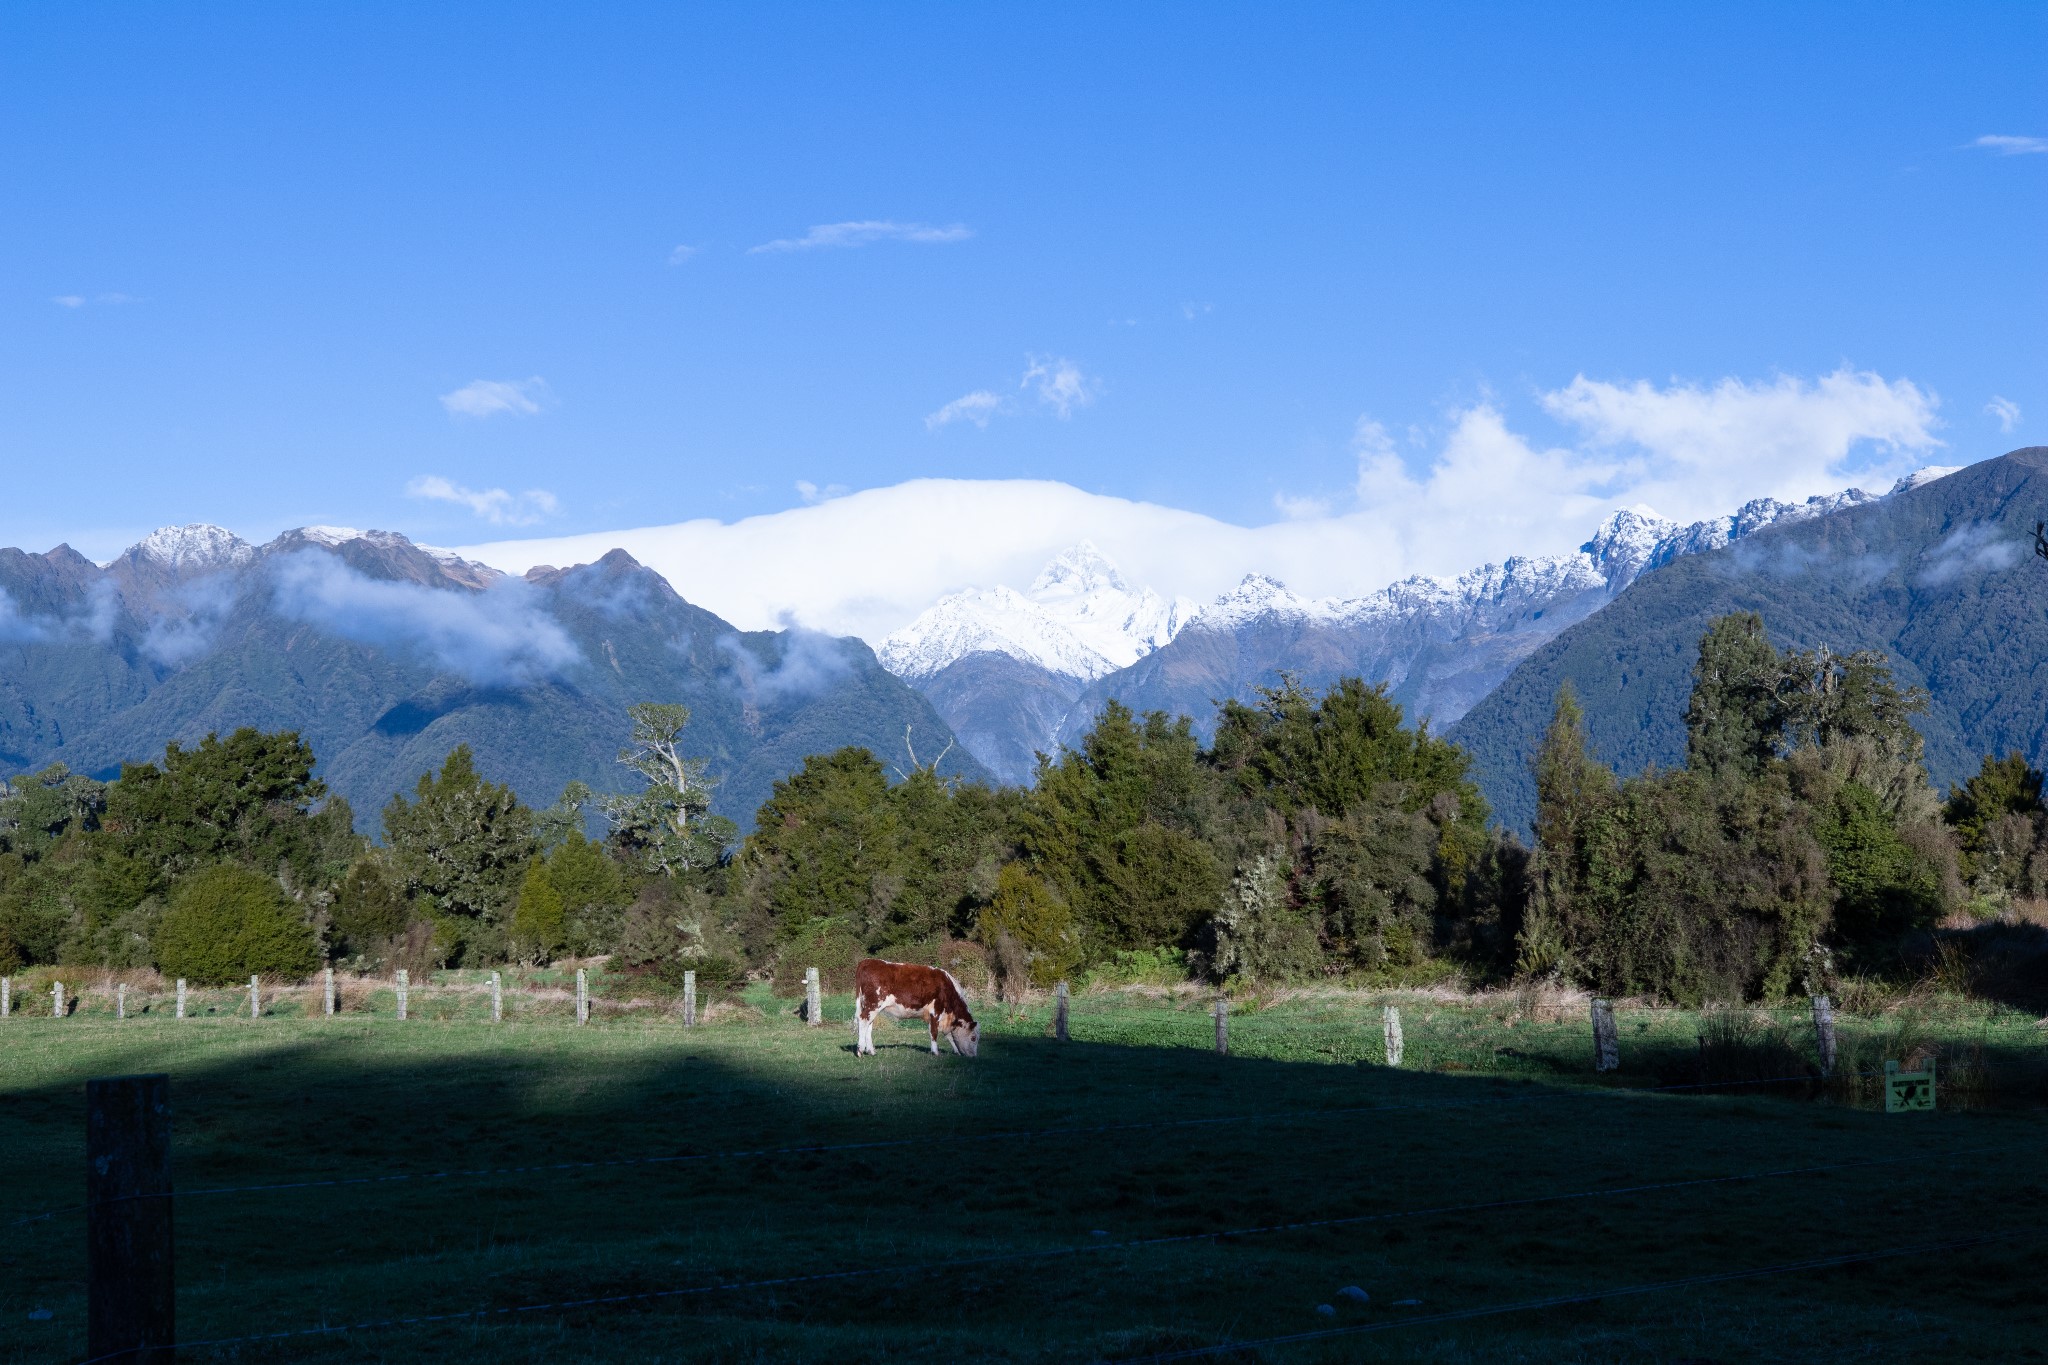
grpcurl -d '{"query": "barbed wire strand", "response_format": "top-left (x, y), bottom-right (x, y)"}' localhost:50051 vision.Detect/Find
top-left (69, 1142), bottom-right (2025, 1364)
top-left (1114, 1228), bottom-right (2040, 1362)
top-left (8, 1066), bottom-right (1894, 1230)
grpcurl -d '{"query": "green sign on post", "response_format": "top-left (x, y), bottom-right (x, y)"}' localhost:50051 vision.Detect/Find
top-left (1883, 1058), bottom-right (1936, 1113)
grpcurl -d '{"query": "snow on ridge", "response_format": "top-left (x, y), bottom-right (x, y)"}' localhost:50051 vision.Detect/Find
top-left (295, 525), bottom-right (367, 547)
top-left (882, 466), bottom-right (1950, 685)
top-left (127, 523), bottom-right (256, 571)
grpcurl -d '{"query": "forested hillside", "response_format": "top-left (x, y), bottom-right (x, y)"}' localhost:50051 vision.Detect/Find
top-left (0, 529), bottom-right (984, 826)
top-left (1453, 446), bottom-right (2048, 831)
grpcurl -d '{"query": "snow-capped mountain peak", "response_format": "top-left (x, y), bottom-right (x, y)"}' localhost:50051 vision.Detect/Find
top-left (881, 544), bottom-right (1199, 683)
top-left (127, 523), bottom-right (257, 572)
top-left (1031, 541), bottom-right (1130, 597)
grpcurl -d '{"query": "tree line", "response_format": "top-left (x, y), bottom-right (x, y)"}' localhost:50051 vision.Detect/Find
top-left (1, 616), bottom-right (2033, 1002)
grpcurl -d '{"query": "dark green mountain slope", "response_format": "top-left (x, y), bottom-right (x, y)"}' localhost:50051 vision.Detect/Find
top-left (1451, 446), bottom-right (2048, 831)
top-left (0, 533), bottom-right (986, 829)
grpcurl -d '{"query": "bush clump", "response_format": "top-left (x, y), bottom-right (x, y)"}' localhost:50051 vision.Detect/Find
top-left (153, 865), bottom-right (320, 985)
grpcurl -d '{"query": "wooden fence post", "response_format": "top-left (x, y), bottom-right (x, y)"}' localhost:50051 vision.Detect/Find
top-left (1382, 1004), bottom-right (1404, 1068)
top-left (87, 1073), bottom-right (175, 1364)
top-left (682, 970), bottom-right (697, 1028)
top-left (118, 983), bottom-right (128, 1020)
top-left (175, 980), bottom-right (186, 1021)
top-left (54, 980), bottom-right (65, 1017)
top-left (491, 971), bottom-right (503, 1023)
top-left (804, 967), bottom-right (822, 1027)
top-left (2, 976), bottom-right (9, 1018)
top-left (576, 968), bottom-right (589, 1024)
top-left (396, 969), bottom-right (409, 1022)
top-left (324, 967), bottom-right (336, 1017)
top-left (1055, 980), bottom-right (1069, 1042)
top-left (1591, 998), bottom-right (1619, 1073)
top-left (1214, 995), bottom-right (1229, 1055)
top-left (1811, 995), bottom-right (1837, 1078)
top-left (248, 975), bottom-right (260, 1019)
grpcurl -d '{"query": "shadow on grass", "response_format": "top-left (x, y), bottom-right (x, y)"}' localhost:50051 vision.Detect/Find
top-left (2, 1016), bottom-right (2043, 1364)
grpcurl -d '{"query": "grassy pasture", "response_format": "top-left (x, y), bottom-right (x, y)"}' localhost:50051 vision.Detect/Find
top-left (1, 987), bottom-right (2043, 1364)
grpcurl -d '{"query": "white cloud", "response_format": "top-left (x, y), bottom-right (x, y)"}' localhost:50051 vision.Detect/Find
top-left (406, 475), bottom-right (560, 526)
top-left (1972, 134), bottom-right (2048, 156)
top-left (1180, 301), bottom-right (1213, 321)
top-left (667, 244), bottom-right (699, 265)
top-left (439, 377), bottom-right (552, 419)
top-left (1536, 368), bottom-right (1941, 519)
top-left (794, 480), bottom-right (849, 505)
top-left (1987, 396), bottom-right (2022, 433)
top-left (51, 293), bottom-right (135, 308)
top-left (270, 550), bottom-right (580, 687)
top-left (456, 367), bottom-right (1957, 646)
top-left (748, 220), bottom-right (972, 254)
top-left (1023, 355), bottom-right (1098, 418)
top-left (925, 390), bottom-right (1005, 430)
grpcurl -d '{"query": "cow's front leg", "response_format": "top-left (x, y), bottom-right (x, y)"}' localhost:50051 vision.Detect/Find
top-left (927, 1013), bottom-right (941, 1056)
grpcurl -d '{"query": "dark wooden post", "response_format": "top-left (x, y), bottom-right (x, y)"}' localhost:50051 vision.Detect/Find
top-left (1214, 995), bottom-right (1229, 1055)
top-left (1591, 998), bottom-right (1619, 1072)
top-left (87, 1074), bottom-right (174, 1363)
top-left (1054, 981), bottom-right (1069, 1042)
top-left (1811, 995), bottom-right (1837, 1078)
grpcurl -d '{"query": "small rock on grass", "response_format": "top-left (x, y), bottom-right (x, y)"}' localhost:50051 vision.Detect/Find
top-left (1337, 1286), bottom-right (1370, 1304)
top-left (28, 1309), bottom-right (53, 1321)
top-left (1316, 1304), bottom-right (1335, 1317)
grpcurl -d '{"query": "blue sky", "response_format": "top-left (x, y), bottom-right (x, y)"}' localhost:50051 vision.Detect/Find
top-left (3, 3), bottom-right (2042, 625)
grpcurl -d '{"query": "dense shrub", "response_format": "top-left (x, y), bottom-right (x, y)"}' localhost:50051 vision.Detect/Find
top-left (153, 864), bottom-right (320, 984)
top-left (977, 862), bottom-right (1079, 987)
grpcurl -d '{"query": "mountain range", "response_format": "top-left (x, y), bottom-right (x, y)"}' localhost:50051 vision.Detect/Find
top-left (1452, 445), bottom-right (2048, 830)
top-left (881, 470), bottom-right (1958, 784)
top-left (9, 450), bottom-right (2036, 840)
top-left (0, 525), bottom-right (986, 829)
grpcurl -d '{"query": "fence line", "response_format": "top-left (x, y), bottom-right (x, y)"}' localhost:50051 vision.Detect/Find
top-left (1118, 1228), bottom-right (2042, 1362)
top-left (0, 1066), bottom-right (1930, 1233)
top-left (70, 1145), bottom-right (2030, 1365)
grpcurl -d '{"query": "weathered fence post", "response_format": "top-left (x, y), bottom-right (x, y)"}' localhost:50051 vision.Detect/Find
top-left (248, 975), bottom-right (260, 1019)
top-left (576, 968), bottom-right (589, 1024)
top-left (1214, 995), bottom-right (1229, 1055)
top-left (118, 983), bottom-right (128, 1020)
top-left (1811, 995), bottom-right (1837, 1078)
top-left (396, 969), bottom-right (409, 1021)
top-left (87, 1073), bottom-right (175, 1364)
top-left (682, 970), bottom-right (697, 1028)
top-left (1590, 998), bottom-right (1619, 1072)
top-left (804, 967), bottom-right (822, 1027)
top-left (490, 971), bottom-right (503, 1023)
top-left (2, 976), bottom-right (10, 1018)
top-left (1055, 980), bottom-right (1070, 1042)
top-left (324, 967), bottom-right (336, 1017)
top-left (175, 980), bottom-right (186, 1020)
top-left (1382, 1004), bottom-right (1404, 1068)
top-left (54, 980), bottom-right (65, 1017)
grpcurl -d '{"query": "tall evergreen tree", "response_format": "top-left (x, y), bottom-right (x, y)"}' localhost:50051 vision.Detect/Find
top-left (1684, 612), bottom-right (1784, 777)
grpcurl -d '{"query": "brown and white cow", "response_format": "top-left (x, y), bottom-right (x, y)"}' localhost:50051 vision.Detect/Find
top-left (853, 957), bottom-right (979, 1057)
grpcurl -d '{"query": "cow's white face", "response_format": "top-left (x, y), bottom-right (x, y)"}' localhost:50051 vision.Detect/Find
top-left (950, 1021), bottom-right (979, 1057)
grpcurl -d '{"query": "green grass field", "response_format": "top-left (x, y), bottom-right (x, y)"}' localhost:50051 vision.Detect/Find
top-left (2, 984), bottom-right (2043, 1364)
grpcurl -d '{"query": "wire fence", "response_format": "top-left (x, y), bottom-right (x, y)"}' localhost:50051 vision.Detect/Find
top-left (20, 980), bottom-right (2042, 1361)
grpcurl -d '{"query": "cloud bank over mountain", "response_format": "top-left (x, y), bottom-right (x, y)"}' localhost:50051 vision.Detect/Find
top-left (460, 369), bottom-right (1953, 644)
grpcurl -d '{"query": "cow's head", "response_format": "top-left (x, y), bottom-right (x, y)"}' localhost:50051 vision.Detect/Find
top-left (948, 1018), bottom-right (980, 1057)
